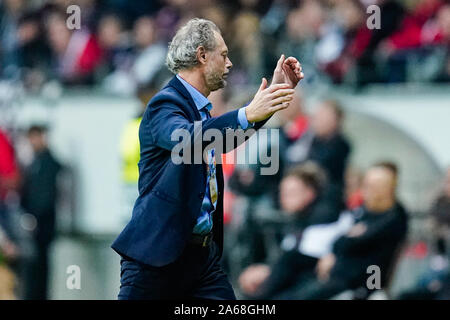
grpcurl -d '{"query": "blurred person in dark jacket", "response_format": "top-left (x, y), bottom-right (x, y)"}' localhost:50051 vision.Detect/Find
top-left (0, 0), bottom-right (27, 75)
top-left (16, 9), bottom-right (52, 91)
top-left (278, 90), bottom-right (309, 150)
top-left (240, 161), bottom-right (408, 299)
top-left (429, 167), bottom-right (450, 255)
top-left (308, 100), bottom-right (351, 190)
top-left (353, 0), bottom-right (406, 86)
top-left (238, 161), bottom-right (341, 298)
top-left (20, 125), bottom-right (61, 300)
top-left (284, 100), bottom-right (351, 192)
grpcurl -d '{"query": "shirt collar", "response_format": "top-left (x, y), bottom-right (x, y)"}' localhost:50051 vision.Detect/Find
top-left (176, 75), bottom-right (211, 112)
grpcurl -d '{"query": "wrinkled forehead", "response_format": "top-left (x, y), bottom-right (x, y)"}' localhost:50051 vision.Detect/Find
top-left (213, 31), bottom-right (227, 52)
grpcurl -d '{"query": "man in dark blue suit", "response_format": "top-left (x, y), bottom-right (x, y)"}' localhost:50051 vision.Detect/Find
top-left (112, 18), bottom-right (304, 299)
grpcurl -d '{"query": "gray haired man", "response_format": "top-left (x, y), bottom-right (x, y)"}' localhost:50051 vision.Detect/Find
top-left (112, 18), bottom-right (304, 300)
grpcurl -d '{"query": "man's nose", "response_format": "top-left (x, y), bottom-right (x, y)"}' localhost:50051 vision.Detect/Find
top-left (226, 57), bottom-right (233, 69)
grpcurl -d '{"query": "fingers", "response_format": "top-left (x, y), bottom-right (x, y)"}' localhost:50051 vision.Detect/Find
top-left (268, 101), bottom-right (290, 113)
top-left (296, 62), bottom-right (304, 79)
top-left (271, 94), bottom-right (293, 106)
top-left (266, 83), bottom-right (291, 93)
top-left (284, 56), bottom-right (297, 65)
top-left (284, 59), bottom-right (301, 73)
top-left (270, 88), bottom-right (295, 98)
top-left (284, 57), bottom-right (298, 71)
top-left (284, 57), bottom-right (303, 78)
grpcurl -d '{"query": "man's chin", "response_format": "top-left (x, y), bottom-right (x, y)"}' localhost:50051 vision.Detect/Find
top-left (210, 80), bottom-right (226, 92)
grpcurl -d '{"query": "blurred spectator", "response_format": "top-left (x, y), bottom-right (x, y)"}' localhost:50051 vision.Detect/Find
top-left (119, 87), bottom-right (157, 224)
top-left (308, 100), bottom-right (351, 190)
top-left (429, 3), bottom-right (450, 82)
top-left (101, 15), bottom-right (167, 95)
top-left (0, 0), bottom-right (27, 77)
top-left (429, 166), bottom-right (450, 255)
top-left (101, 0), bottom-right (162, 26)
top-left (227, 11), bottom-right (264, 87)
top-left (345, 166), bottom-right (364, 210)
top-left (286, 100), bottom-right (351, 191)
top-left (276, 0), bottom-right (327, 84)
top-left (44, 10), bottom-right (103, 85)
top-left (96, 13), bottom-right (132, 74)
top-left (227, 127), bottom-right (287, 268)
top-left (15, 10), bottom-right (52, 91)
top-left (240, 161), bottom-right (408, 299)
top-left (352, 0), bottom-right (406, 85)
top-left (1, 0), bottom-right (449, 89)
top-left (0, 127), bottom-right (20, 299)
top-left (317, 0), bottom-right (366, 83)
top-left (238, 161), bottom-right (341, 298)
top-left (396, 167), bottom-right (450, 300)
top-left (130, 16), bottom-right (167, 87)
top-left (278, 91), bottom-right (309, 146)
top-left (0, 128), bottom-right (20, 257)
top-left (20, 125), bottom-right (61, 300)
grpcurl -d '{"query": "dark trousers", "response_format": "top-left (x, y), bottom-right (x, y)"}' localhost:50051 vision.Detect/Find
top-left (23, 241), bottom-right (50, 300)
top-left (252, 250), bottom-right (350, 300)
top-left (252, 250), bottom-right (318, 299)
top-left (272, 276), bottom-right (349, 300)
top-left (118, 241), bottom-right (236, 300)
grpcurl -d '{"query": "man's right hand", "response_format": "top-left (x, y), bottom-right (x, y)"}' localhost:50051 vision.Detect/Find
top-left (245, 78), bottom-right (295, 123)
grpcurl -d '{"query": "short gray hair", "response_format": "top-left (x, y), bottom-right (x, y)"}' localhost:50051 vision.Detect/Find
top-left (166, 18), bottom-right (221, 74)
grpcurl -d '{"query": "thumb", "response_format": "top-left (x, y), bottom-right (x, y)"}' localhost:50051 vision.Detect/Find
top-left (258, 77), bottom-right (268, 92)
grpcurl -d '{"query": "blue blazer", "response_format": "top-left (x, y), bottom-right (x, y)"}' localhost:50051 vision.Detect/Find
top-left (112, 76), bottom-right (266, 267)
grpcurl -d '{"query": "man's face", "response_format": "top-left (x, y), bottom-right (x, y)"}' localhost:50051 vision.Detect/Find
top-left (362, 167), bottom-right (396, 211)
top-left (204, 32), bottom-right (232, 92)
top-left (311, 103), bottom-right (339, 138)
top-left (279, 176), bottom-right (315, 216)
top-left (28, 132), bottom-right (46, 152)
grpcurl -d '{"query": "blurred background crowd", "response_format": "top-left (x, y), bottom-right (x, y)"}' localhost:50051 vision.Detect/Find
top-left (0, 0), bottom-right (449, 93)
top-left (0, 0), bottom-right (449, 299)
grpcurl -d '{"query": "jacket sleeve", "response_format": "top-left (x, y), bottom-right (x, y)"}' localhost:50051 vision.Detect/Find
top-left (332, 211), bottom-right (407, 255)
top-left (146, 101), bottom-right (269, 154)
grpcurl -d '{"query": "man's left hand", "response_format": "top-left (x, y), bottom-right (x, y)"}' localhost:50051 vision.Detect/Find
top-left (271, 54), bottom-right (304, 89)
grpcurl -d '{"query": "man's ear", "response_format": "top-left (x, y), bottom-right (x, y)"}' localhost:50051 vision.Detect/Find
top-left (196, 46), bottom-right (207, 65)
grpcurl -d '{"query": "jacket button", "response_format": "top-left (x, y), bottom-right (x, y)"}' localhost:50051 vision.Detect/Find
top-left (198, 192), bottom-right (205, 199)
